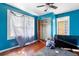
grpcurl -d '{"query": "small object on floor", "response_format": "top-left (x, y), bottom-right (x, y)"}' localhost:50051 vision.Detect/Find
top-left (46, 37), bottom-right (55, 49)
top-left (72, 49), bottom-right (79, 52)
top-left (50, 45), bottom-right (55, 49)
top-left (55, 50), bottom-right (59, 54)
top-left (46, 39), bottom-right (51, 47)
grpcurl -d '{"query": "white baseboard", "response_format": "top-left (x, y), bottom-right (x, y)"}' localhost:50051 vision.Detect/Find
top-left (0, 40), bottom-right (37, 53)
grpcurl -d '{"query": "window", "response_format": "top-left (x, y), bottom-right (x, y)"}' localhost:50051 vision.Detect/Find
top-left (57, 16), bottom-right (70, 35)
top-left (7, 10), bottom-right (35, 40)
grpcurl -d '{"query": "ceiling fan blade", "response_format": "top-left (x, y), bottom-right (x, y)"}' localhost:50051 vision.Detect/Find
top-left (49, 5), bottom-right (58, 9)
top-left (37, 5), bottom-right (45, 7)
top-left (46, 3), bottom-right (54, 5)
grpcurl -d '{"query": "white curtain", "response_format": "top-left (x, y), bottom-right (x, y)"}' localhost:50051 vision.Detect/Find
top-left (24, 15), bottom-right (35, 38)
top-left (7, 10), bottom-right (35, 40)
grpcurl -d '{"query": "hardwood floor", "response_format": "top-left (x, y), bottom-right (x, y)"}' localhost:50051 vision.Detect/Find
top-left (0, 39), bottom-right (79, 56)
top-left (0, 40), bottom-right (45, 56)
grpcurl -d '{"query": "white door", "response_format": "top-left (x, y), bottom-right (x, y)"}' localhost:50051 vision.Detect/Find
top-left (40, 18), bottom-right (51, 40)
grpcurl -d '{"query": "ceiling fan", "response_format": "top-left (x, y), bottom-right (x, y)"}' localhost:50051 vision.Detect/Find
top-left (37, 3), bottom-right (58, 11)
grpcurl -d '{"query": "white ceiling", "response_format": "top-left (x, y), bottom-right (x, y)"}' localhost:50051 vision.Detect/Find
top-left (8, 3), bottom-right (79, 16)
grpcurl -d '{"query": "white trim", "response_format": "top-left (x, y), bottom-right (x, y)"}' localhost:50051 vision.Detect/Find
top-left (53, 18), bottom-right (56, 37)
top-left (57, 16), bottom-right (70, 35)
top-left (7, 10), bottom-right (10, 40)
top-left (7, 10), bottom-right (16, 40)
top-left (0, 40), bottom-right (37, 53)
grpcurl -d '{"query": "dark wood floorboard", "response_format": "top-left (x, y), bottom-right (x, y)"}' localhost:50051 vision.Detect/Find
top-left (0, 40), bottom-right (45, 56)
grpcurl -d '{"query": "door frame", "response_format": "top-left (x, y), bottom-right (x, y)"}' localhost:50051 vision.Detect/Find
top-left (37, 18), bottom-right (52, 40)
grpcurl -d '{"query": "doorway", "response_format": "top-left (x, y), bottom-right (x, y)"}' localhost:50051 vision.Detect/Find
top-left (37, 18), bottom-right (51, 41)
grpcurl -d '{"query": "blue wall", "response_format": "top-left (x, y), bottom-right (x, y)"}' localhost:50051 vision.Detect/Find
top-left (38, 13), bottom-right (55, 37)
top-left (0, 4), bottom-right (10, 50)
top-left (0, 3), bottom-right (38, 51)
top-left (0, 3), bottom-right (55, 51)
top-left (56, 9), bottom-right (79, 35)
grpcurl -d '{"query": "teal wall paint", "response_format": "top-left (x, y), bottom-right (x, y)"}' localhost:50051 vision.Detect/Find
top-left (34, 16), bottom-right (38, 40)
top-left (3, 3), bottom-right (37, 17)
top-left (0, 4), bottom-right (11, 50)
top-left (56, 9), bottom-right (79, 35)
top-left (0, 3), bottom-right (38, 51)
top-left (53, 15), bottom-right (56, 37)
top-left (38, 13), bottom-right (55, 38)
